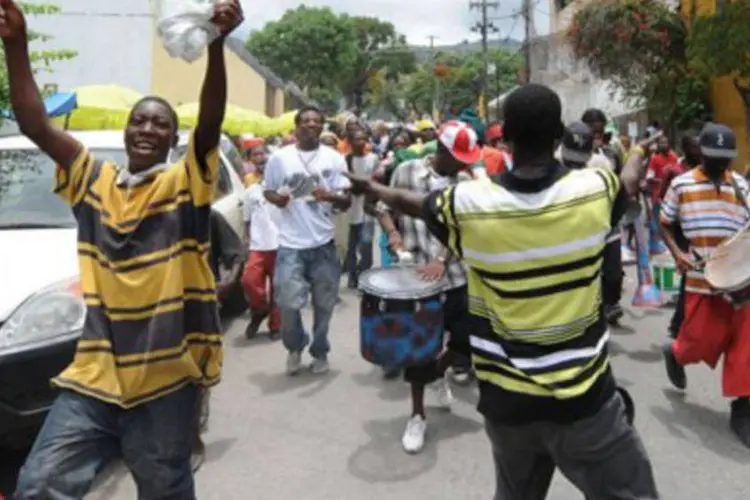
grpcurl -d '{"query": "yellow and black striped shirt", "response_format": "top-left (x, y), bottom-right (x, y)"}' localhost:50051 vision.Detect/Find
top-left (423, 162), bottom-right (627, 423)
top-left (52, 134), bottom-right (223, 408)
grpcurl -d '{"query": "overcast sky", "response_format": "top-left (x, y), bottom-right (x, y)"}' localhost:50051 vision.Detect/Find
top-left (237, 0), bottom-right (550, 46)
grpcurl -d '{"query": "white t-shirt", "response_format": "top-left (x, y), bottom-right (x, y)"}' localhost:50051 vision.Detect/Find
top-left (263, 144), bottom-right (350, 249)
top-left (348, 153), bottom-right (378, 225)
top-left (243, 183), bottom-right (280, 251)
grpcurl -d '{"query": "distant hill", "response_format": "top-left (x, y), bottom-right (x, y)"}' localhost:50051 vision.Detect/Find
top-left (409, 38), bottom-right (523, 62)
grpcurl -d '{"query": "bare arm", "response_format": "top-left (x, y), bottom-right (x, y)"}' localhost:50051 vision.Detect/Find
top-left (193, 0), bottom-right (243, 164)
top-left (320, 191), bottom-right (351, 211)
top-left (369, 183), bottom-right (427, 219)
top-left (2, 17), bottom-right (81, 169)
top-left (193, 41), bottom-right (228, 165)
top-left (659, 220), bottom-right (684, 261)
top-left (620, 149), bottom-right (646, 197)
top-left (263, 190), bottom-right (290, 208)
top-left (621, 134), bottom-right (661, 196)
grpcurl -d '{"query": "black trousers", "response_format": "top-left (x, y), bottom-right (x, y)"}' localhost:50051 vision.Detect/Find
top-left (602, 240), bottom-right (623, 307)
top-left (669, 274), bottom-right (687, 338)
top-left (404, 286), bottom-right (471, 384)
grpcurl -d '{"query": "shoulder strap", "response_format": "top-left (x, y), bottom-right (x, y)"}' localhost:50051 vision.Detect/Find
top-left (345, 153), bottom-right (353, 173)
top-left (728, 174), bottom-right (750, 216)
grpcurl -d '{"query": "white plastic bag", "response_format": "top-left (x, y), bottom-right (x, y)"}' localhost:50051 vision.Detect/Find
top-left (155, 0), bottom-right (222, 63)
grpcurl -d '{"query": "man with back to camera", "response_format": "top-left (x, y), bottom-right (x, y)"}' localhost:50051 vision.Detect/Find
top-left (347, 84), bottom-right (659, 499)
top-left (263, 106), bottom-right (352, 376)
top-left (0, 0), bottom-right (243, 496)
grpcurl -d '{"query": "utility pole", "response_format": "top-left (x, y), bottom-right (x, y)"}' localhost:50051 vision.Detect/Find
top-left (470, 0), bottom-right (499, 122)
top-left (522, 0), bottom-right (534, 84)
top-left (428, 35), bottom-right (439, 121)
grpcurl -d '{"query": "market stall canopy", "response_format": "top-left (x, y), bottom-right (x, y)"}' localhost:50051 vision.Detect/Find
top-left (176, 102), bottom-right (274, 137)
top-left (1, 91), bottom-right (77, 120)
top-left (267, 110), bottom-right (296, 136)
top-left (52, 84), bottom-right (144, 130)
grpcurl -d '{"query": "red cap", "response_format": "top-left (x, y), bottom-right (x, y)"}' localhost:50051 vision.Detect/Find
top-left (240, 137), bottom-right (265, 151)
top-left (438, 120), bottom-right (482, 164)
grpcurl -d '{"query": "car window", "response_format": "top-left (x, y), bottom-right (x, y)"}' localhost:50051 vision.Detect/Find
top-left (170, 144), bottom-right (233, 200)
top-left (220, 137), bottom-right (245, 179)
top-left (0, 148), bottom-right (128, 229)
top-left (216, 164), bottom-right (232, 199)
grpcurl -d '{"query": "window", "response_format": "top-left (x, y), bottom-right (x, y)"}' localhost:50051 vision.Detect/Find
top-left (171, 143), bottom-right (234, 200)
top-left (220, 137), bottom-right (245, 179)
top-left (0, 148), bottom-right (128, 228)
top-left (215, 164), bottom-right (232, 200)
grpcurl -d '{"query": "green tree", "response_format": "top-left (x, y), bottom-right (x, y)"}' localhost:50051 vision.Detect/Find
top-left (246, 6), bottom-right (357, 101)
top-left (0, 3), bottom-right (77, 112)
top-left (688, 0), bottom-right (750, 145)
top-left (0, 3), bottom-right (77, 196)
top-left (403, 49), bottom-right (520, 117)
top-left (567, 0), bottom-right (709, 130)
top-left (338, 16), bottom-right (415, 113)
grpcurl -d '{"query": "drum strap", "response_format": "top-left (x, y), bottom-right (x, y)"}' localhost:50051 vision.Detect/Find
top-left (729, 177), bottom-right (750, 217)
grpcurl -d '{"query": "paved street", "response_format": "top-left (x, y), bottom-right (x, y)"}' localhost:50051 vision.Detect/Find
top-left (2, 270), bottom-right (750, 499)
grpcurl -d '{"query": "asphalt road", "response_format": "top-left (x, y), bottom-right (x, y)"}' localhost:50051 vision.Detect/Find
top-left (2, 270), bottom-right (750, 499)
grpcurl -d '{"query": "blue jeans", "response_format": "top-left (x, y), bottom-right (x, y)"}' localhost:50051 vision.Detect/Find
top-left (346, 221), bottom-right (374, 286)
top-left (378, 231), bottom-right (394, 267)
top-left (15, 385), bottom-right (198, 500)
top-left (274, 241), bottom-right (340, 359)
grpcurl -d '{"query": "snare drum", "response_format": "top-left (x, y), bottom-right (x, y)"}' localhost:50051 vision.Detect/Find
top-left (358, 266), bottom-right (446, 368)
top-left (705, 219), bottom-right (750, 308)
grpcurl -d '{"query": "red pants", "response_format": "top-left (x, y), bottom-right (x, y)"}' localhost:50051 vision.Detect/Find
top-left (241, 250), bottom-right (280, 330)
top-left (674, 292), bottom-right (750, 397)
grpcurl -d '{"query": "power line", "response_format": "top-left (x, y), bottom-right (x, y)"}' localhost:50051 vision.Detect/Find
top-left (469, 0), bottom-right (500, 121)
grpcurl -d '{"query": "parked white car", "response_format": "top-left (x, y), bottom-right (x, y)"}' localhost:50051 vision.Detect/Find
top-left (0, 130), bottom-right (248, 448)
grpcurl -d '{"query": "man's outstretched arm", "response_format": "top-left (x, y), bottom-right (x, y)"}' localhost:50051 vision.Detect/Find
top-left (193, 0), bottom-right (243, 165)
top-left (1, 0), bottom-right (80, 170)
top-left (369, 183), bottom-right (428, 219)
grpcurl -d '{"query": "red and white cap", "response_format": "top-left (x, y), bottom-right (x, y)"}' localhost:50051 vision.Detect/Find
top-left (438, 120), bottom-right (482, 164)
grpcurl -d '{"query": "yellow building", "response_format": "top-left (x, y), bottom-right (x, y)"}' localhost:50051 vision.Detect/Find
top-left (151, 36), bottom-right (309, 117)
top-left (681, 0), bottom-right (748, 169)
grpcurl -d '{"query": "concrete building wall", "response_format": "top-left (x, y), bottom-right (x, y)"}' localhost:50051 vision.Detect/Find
top-left (28, 0), bottom-right (153, 93)
top-left (529, 34), bottom-right (638, 124)
top-left (150, 36), bottom-right (267, 112)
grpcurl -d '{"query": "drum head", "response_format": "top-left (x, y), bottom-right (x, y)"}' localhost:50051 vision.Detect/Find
top-left (705, 227), bottom-right (750, 291)
top-left (359, 266), bottom-right (447, 300)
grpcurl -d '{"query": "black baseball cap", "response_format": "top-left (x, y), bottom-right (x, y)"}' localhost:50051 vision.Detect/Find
top-left (561, 121), bottom-right (594, 164)
top-left (699, 123), bottom-right (737, 160)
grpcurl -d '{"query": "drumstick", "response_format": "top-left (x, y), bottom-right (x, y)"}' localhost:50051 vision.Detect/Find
top-left (692, 250), bottom-right (706, 271)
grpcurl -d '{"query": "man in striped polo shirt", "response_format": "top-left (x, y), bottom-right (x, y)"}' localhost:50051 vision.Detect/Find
top-left (2, 0), bottom-right (243, 496)
top-left (347, 84), bottom-right (659, 499)
top-left (660, 123), bottom-right (750, 447)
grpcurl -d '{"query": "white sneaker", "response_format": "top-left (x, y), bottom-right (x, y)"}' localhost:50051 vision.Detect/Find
top-left (450, 369), bottom-right (471, 385)
top-left (402, 415), bottom-right (427, 454)
top-left (310, 357), bottom-right (330, 375)
top-left (429, 378), bottom-right (453, 410)
top-left (286, 351), bottom-right (303, 375)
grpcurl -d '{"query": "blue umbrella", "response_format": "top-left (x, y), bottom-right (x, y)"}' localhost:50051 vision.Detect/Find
top-left (1, 91), bottom-right (77, 120)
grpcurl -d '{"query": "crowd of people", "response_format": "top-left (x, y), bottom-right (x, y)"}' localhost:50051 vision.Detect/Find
top-left (2, 0), bottom-right (750, 497)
